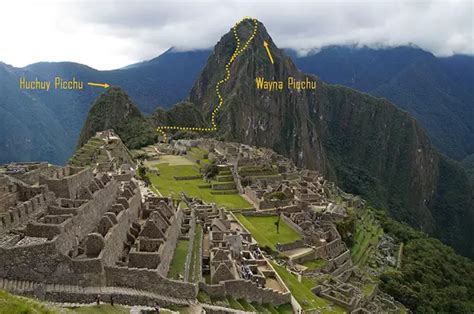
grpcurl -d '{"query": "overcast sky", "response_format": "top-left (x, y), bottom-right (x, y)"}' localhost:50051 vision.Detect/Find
top-left (1, 0), bottom-right (472, 70)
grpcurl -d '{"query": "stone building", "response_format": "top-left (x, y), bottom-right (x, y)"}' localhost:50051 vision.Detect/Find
top-left (0, 165), bottom-right (196, 305)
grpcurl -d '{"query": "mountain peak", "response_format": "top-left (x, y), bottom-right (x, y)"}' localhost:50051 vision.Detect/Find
top-left (77, 86), bottom-right (154, 148)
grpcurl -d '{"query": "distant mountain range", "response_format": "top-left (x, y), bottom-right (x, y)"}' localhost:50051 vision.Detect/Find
top-left (0, 43), bottom-right (472, 165)
top-left (0, 49), bottom-right (209, 164)
top-left (292, 46), bottom-right (474, 161)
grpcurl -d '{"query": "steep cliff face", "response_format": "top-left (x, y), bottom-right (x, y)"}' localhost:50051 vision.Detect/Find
top-left (189, 19), bottom-right (439, 232)
top-left (187, 19), bottom-right (474, 257)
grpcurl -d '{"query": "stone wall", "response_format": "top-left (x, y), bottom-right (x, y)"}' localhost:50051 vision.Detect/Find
top-left (0, 192), bottom-right (55, 233)
top-left (53, 178), bottom-right (120, 256)
top-left (0, 239), bottom-right (105, 286)
top-left (105, 266), bottom-right (197, 300)
top-left (183, 212), bottom-right (196, 282)
top-left (280, 214), bottom-right (304, 237)
top-left (100, 187), bottom-right (141, 266)
top-left (199, 280), bottom-right (290, 305)
top-left (156, 207), bottom-right (183, 276)
top-left (40, 167), bottom-right (93, 199)
top-left (242, 210), bottom-right (277, 217)
top-left (276, 240), bottom-right (305, 252)
top-left (8, 163), bottom-right (55, 185)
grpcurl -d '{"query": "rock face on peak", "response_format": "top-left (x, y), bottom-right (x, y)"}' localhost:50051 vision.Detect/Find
top-left (189, 19), bottom-right (473, 258)
top-left (77, 87), bottom-right (156, 149)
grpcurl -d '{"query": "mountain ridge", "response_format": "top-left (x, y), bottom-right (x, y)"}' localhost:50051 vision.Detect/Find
top-left (185, 18), bottom-right (472, 258)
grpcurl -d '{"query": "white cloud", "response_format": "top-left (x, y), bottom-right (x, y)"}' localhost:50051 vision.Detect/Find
top-left (0, 0), bottom-right (472, 70)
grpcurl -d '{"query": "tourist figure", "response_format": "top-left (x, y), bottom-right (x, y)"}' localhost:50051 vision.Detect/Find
top-left (110, 294), bottom-right (114, 306)
top-left (95, 294), bottom-right (101, 305)
top-left (154, 302), bottom-right (161, 313)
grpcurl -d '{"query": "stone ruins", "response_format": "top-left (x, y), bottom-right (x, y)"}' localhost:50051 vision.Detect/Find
top-left (0, 134), bottom-right (404, 313)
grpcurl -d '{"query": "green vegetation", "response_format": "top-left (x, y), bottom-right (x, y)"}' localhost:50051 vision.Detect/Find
top-left (374, 209), bottom-right (474, 313)
top-left (189, 224), bottom-right (202, 282)
top-left (168, 240), bottom-right (189, 279)
top-left (227, 297), bottom-right (244, 310)
top-left (351, 211), bottom-right (383, 265)
top-left (146, 161), bottom-right (251, 209)
top-left (187, 147), bottom-right (210, 165)
top-left (70, 304), bottom-right (130, 313)
top-left (0, 290), bottom-right (55, 314)
top-left (197, 290), bottom-right (211, 303)
top-left (275, 303), bottom-right (293, 313)
top-left (234, 214), bottom-right (301, 251)
top-left (301, 259), bottom-right (327, 270)
top-left (237, 299), bottom-right (256, 312)
top-left (78, 87), bottom-right (156, 149)
top-left (270, 262), bottom-right (344, 312)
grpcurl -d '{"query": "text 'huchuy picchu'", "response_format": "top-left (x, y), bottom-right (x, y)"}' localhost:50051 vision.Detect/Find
top-left (19, 76), bottom-right (84, 91)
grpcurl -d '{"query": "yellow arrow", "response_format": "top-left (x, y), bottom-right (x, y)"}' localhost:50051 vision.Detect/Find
top-left (87, 82), bottom-right (110, 89)
top-left (263, 41), bottom-right (274, 64)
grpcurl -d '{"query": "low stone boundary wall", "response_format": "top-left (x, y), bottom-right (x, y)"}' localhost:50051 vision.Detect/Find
top-left (0, 277), bottom-right (194, 308)
top-left (174, 175), bottom-right (202, 180)
top-left (199, 279), bottom-right (290, 305)
top-left (242, 210), bottom-right (277, 217)
top-left (276, 240), bottom-right (305, 252)
top-left (105, 266), bottom-right (197, 300)
top-left (280, 214), bottom-right (304, 237)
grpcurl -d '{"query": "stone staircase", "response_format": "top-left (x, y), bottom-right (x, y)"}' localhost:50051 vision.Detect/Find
top-left (0, 277), bottom-right (197, 308)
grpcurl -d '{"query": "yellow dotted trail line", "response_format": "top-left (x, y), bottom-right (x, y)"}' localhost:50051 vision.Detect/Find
top-left (157, 17), bottom-right (258, 142)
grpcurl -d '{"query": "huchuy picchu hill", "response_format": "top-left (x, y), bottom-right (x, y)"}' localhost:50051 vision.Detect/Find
top-left (77, 86), bottom-right (157, 150)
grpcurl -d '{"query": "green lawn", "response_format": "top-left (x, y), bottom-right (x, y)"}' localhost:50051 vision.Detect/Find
top-left (168, 240), bottom-right (189, 279)
top-left (270, 263), bottom-right (345, 313)
top-left (189, 225), bottom-right (202, 282)
top-left (301, 258), bottom-right (327, 270)
top-left (147, 162), bottom-right (251, 209)
top-left (234, 214), bottom-right (301, 251)
top-left (0, 290), bottom-right (56, 314)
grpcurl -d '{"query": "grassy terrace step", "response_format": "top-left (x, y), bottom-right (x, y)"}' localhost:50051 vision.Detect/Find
top-left (227, 296), bottom-right (244, 310)
top-left (351, 211), bottom-right (384, 265)
top-left (211, 182), bottom-right (236, 190)
top-left (251, 302), bottom-right (270, 313)
top-left (237, 298), bottom-right (256, 312)
top-left (167, 240), bottom-right (189, 280)
top-left (216, 175), bottom-right (234, 182)
top-left (270, 262), bottom-right (345, 313)
top-left (210, 190), bottom-right (238, 195)
top-left (210, 295), bottom-right (229, 307)
top-left (275, 303), bottom-right (293, 313)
